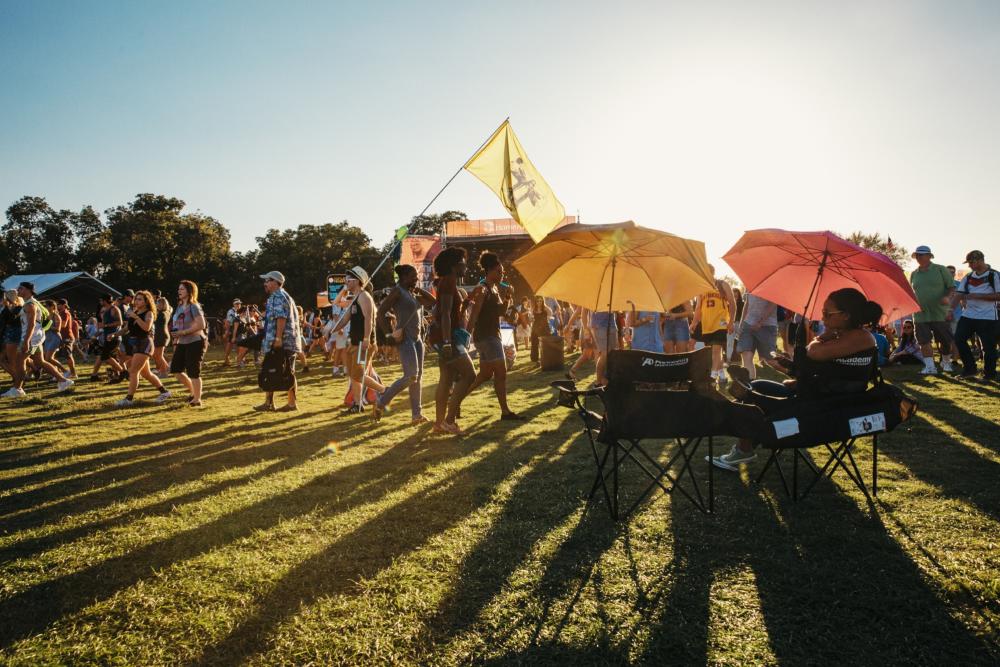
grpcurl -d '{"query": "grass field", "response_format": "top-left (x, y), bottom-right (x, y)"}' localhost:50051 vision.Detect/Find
top-left (1, 349), bottom-right (998, 666)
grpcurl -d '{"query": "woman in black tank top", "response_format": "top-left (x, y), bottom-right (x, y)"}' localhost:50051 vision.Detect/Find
top-left (713, 288), bottom-right (883, 471)
top-left (116, 290), bottom-right (171, 407)
top-left (466, 252), bottom-right (522, 421)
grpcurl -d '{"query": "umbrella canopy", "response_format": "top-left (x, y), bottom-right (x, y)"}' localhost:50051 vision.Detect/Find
top-left (723, 229), bottom-right (919, 323)
top-left (512, 220), bottom-right (716, 313)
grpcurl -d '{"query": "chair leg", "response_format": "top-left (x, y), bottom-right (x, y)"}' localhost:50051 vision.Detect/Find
top-left (708, 437), bottom-right (714, 514)
top-left (873, 434), bottom-right (878, 497)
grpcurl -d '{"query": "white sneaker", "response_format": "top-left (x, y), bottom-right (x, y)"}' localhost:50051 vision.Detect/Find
top-left (941, 360), bottom-right (954, 372)
top-left (155, 391), bottom-right (172, 403)
top-left (114, 397), bottom-right (134, 408)
top-left (56, 379), bottom-right (74, 393)
top-left (919, 366), bottom-right (938, 375)
top-left (1, 387), bottom-right (26, 399)
top-left (707, 444), bottom-right (757, 471)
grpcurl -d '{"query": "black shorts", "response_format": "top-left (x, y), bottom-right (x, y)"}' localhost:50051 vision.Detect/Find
top-left (154, 331), bottom-right (169, 348)
top-left (100, 335), bottom-right (120, 360)
top-left (697, 329), bottom-right (728, 346)
top-left (170, 338), bottom-right (207, 378)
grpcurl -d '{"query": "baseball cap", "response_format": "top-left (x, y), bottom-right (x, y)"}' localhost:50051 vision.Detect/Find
top-left (233, 297), bottom-right (242, 304)
top-left (124, 289), bottom-right (136, 297)
top-left (965, 250), bottom-right (984, 263)
top-left (346, 266), bottom-right (370, 286)
top-left (18, 281), bottom-right (35, 292)
top-left (259, 270), bottom-right (285, 284)
top-left (911, 245), bottom-right (933, 258)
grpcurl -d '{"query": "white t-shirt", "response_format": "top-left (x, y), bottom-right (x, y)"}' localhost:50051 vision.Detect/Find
top-left (957, 270), bottom-right (999, 321)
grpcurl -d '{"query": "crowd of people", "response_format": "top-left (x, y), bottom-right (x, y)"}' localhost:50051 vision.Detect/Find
top-left (1, 243), bottom-right (995, 447)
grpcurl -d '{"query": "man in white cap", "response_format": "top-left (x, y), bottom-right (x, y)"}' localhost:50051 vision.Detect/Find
top-left (909, 245), bottom-right (956, 374)
top-left (332, 266), bottom-right (386, 415)
top-left (222, 297), bottom-right (242, 366)
top-left (255, 271), bottom-right (300, 412)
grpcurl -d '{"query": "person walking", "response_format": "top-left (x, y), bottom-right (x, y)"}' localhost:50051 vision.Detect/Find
top-left (222, 298), bottom-right (241, 365)
top-left (115, 290), bottom-right (171, 407)
top-left (430, 247), bottom-right (475, 435)
top-left (152, 296), bottom-right (172, 376)
top-left (1, 291), bottom-right (23, 379)
top-left (374, 264), bottom-right (436, 424)
top-left (2, 282), bottom-right (73, 398)
top-left (169, 280), bottom-right (208, 407)
top-left (465, 252), bottom-right (522, 421)
top-left (254, 271), bottom-right (301, 412)
top-left (736, 293), bottom-right (778, 380)
top-left (332, 267), bottom-right (385, 416)
top-left (529, 296), bottom-right (553, 363)
top-left (909, 245), bottom-right (957, 374)
top-left (55, 300), bottom-right (78, 379)
top-left (951, 250), bottom-right (999, 381)
top-left (690, 266), bottom-right (736, 385)
top-left (91, 294), bottom-right (126, 382)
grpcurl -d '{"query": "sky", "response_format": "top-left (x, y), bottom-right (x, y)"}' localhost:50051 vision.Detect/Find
top-left (2, 0), bottom-right (999, 274)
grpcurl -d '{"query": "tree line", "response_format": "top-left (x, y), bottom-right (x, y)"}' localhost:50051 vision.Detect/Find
top-left (0, 194), bottom-right (465, 314)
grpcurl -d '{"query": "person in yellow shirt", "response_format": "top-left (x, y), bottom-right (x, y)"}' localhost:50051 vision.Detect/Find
top-left (690, 265), bottom-right (737, 384)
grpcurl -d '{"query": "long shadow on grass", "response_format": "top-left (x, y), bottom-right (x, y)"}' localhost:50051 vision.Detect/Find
top-left (1, 414), bottom-right (410, 537)
top-left (880, 387), bottom-right (1000, 522)
top-left (903, 383), bottom-right (1000, 457)
top-left (0, 417), bottom-right (231, 489)
top-left (426, 428), bottom-right (609, 645)
top-left (638, 465), bottom-right (996, 664)
top-left (189, 407), bottom-right (575, 666)
top-left (0, 420), bottom-right (487, 649)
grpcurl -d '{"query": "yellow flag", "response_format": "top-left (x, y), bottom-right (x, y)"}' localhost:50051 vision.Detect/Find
top-left (464, 120), bottom-right (565, 243)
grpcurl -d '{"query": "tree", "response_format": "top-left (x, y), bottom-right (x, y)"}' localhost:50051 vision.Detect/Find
top-left (251, 221), bottom-right (386, 308)
top-left (99, 194), bottom-right (234, 310)
top-left (408, 210), bottom-right (467, 236)
top-left (845, 231), bottom-right (909, 267)
top-left (2, 196), bottom-right (77, 273)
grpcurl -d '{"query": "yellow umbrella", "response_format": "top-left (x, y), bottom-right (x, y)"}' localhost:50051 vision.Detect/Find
top-left (512, 220), bottom-right (716, 313)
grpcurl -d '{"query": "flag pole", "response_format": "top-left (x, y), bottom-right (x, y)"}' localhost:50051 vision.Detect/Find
top-left (360, 116), bottom-right (510, 284)
top-left (331, 117), bottom-right (510, 327)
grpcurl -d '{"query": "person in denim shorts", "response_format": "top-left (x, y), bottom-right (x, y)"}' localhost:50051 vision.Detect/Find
top-left (662, 301), bottom-right (692, 353)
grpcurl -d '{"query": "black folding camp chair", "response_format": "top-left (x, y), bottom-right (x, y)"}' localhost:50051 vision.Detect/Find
top-left (752, 379), bottom-right (917, 503)
top-left (553, 348), bottom-right (761, 519)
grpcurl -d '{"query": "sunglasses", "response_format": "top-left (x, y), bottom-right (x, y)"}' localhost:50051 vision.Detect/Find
top-left (821, 309), bottom-right (845, 317)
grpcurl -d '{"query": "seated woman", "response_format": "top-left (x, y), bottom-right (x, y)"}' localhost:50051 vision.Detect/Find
top-left (887, 320), bottom-right (924, 365)
top-left (711, 288), bottom-right (882, 471)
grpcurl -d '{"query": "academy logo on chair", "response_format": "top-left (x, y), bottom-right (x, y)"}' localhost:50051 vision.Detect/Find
top-left (641, 357), bottom-right (689, 368)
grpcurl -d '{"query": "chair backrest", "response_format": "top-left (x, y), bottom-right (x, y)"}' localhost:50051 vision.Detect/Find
top-left (602, 348), bottom-right (727, 439)
top-left (607, 347), bottom-right (712, 386)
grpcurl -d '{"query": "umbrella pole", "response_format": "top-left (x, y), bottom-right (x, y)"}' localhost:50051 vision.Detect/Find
top-left (606, 257), bottom-right (617, 355)
top-left (799, 249), bottom-right (829, 346)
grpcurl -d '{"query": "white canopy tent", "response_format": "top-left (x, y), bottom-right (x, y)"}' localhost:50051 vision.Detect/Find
top-left (1, 272), bottom-right (120, 311)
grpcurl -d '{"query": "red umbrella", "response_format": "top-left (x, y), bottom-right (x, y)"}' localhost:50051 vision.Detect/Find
top-left (722, 229), bottom-right (920, 324)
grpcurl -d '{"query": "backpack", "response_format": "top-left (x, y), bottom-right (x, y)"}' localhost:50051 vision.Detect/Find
top-left (30, 300), bottom-right (52, 332)
top-left (258, 349), bottom-right (295, 392)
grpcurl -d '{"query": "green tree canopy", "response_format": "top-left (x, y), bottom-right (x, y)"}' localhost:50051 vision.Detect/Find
top-left (408, 210), bottom-right (467, 236)
top-left (846, 231), bottom-right (909, 267)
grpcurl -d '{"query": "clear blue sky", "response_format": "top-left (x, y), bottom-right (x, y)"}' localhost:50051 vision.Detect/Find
top-left (2, 1), bottom-right (998, 272)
